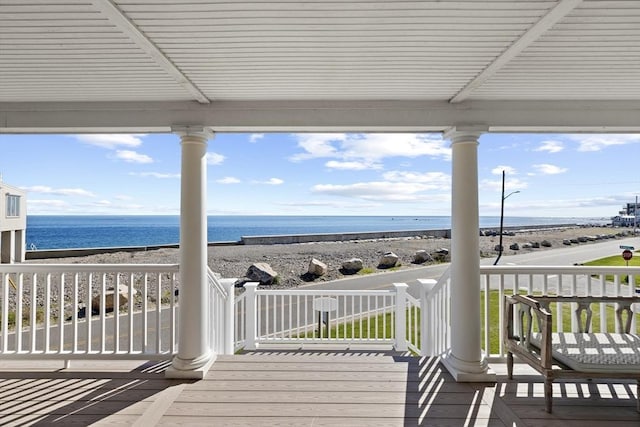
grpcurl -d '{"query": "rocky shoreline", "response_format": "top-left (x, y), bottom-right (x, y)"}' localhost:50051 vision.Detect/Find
top-left (28, 225), bottom-right (632, 289)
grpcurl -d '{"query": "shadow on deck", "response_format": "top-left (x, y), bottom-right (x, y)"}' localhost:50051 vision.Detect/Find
top-left (1, 351), bottom-right (639, 426)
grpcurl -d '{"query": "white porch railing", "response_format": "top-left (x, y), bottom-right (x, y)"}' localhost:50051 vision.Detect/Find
top-left (3, 262), bottom-right (638, 366)
top-left (0, 264), bottom-right (179, 360)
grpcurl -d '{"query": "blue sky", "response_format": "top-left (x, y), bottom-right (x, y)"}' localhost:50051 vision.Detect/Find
top-left (0, 132), bottom-right (638, 218)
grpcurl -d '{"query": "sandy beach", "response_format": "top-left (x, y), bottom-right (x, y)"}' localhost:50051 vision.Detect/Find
top-left (29, 225), bottom-right (632, 288)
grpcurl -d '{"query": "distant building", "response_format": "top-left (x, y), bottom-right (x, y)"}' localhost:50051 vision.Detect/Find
top-left (0, 180), bottom-right (26, 263)
top-left (611, 201), bottom-right (639, 227)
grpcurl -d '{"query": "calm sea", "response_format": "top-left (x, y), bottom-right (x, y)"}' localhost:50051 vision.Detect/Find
top-left (25, 215), bottom-right (605, 250)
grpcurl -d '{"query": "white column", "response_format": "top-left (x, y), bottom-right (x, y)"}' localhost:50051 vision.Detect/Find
top-left (166, 126), bottom-right (214, 379)
top-left (442, 128), bottom-right (495, 382)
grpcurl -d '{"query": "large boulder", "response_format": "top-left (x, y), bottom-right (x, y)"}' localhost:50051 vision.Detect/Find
top-left (541, 240), bottom-right (552, 247)
top-left (92, 285), bottom-right (130, 314)
top-left (307, 258), bottom-right (328, 276)
top-left (246, 262), bottom-right (279, 285)
top-left (412, 250), bottom-right (433, 264)
top-left (378, 252), bottom-right (399, 269)
top-left (509, 243), bottom-right (520, 250)
top-left (341, 258), bottom-right (363, 273)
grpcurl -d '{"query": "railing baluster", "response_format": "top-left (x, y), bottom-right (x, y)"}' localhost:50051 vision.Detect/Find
top-left (100, 273), bottom-right (106, 353)
top-left (58, 273), bottom-right (64, 354)
top-left (14, 273), bottom-right (23, 353)
top-left (170, 272), bottom-right (176, 354)
top-left (46, 273), bottom-right (52, 353)
top-left (155, 272), bottom-right (162, 354)
top-left (72, 273), bottom-right (78, 353)
top-left (128, 273), bottom-right (134, 352)
top-left (2, 273), bottom-right (10, 352)
top-left (86, 273), bottom-right (92, 354)
top-left (142, 273), bottom-right (148, 353)
top-left (30, 273), bottom-right (37, 352)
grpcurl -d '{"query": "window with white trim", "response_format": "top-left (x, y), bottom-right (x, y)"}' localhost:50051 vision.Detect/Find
top-left (6, 194), bottom-right (20, 217)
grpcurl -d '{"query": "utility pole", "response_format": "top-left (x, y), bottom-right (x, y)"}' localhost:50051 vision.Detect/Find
top-left (494, 170), bottom-right (520, 265)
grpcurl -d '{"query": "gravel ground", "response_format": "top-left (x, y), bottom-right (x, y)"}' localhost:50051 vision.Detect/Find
top-left (27, 225), bottom-right (631, 289)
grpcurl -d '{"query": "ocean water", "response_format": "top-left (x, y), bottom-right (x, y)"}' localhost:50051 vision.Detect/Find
top-left (25, 215), bottom-right (605, 250)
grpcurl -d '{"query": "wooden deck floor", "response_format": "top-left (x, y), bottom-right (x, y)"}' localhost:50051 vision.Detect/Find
top-left (1, 350), bottom-right (639, 426)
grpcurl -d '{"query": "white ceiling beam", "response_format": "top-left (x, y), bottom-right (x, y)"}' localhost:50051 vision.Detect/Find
top-left (449, 0), bottom-right (583, 103)
top-left (2, 100), bottom-right (640, 134)
top-left (89, 0), bottom-right (210, 104)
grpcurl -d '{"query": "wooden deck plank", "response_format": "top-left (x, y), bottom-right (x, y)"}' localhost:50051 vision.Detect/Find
top-left (175, 390), bottom-right (478, 405)
top-left (163, 402), bottom-right (497, 419)
top-left (158, 415), bottom-right (506, 427)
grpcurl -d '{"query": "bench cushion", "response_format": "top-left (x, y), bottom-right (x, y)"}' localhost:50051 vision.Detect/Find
top-left (531, 332), bottom-right (640, 373)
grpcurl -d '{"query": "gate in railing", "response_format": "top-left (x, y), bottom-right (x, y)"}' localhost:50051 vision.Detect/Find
top-left (0, 264), bottom-right (179, 360)
top-left (233, 282), bottom-right (433, 353)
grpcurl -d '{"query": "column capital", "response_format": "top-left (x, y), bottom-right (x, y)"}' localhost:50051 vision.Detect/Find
top-left (172, 125), bottom-right (214, 141)
top-left (443, 126), bottom-right (487, 145)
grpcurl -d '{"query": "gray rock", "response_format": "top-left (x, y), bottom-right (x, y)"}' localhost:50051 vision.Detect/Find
top-left (246, 262), bottom-right (279, 285)
top-left (531, 241), bottom-right (540, 248)
top-left (436, 248), bottom-right (449, 255)
top-left (378, 252), bottom-right (399, 268)
top-left (521, 242), bottom-right (533, 249)
top-left (563, 239), bottom-right (572, 245)
top-left (412, 250), bottom-right (433, 264)
top-left (341, 258), bottom-right (363, 272)
top-left (494, 244), bottom-right (503, 252)
top-left (541, 240), bottom-right (552, 247)
top-left (308, 258), bottom-right (328, 276)
top-left (509, 243), bottom-right (520, 250)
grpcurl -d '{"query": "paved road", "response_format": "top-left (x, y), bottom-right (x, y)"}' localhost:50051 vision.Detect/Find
top-left (301, 236), bottom-right (640, 297)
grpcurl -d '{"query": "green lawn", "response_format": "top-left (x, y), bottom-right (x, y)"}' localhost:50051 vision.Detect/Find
top-left (583, 252), bottom-right (640, 286)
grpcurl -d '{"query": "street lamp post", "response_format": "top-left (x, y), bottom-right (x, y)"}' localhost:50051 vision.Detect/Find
top-left (494, 170), bottom-right (520, 265)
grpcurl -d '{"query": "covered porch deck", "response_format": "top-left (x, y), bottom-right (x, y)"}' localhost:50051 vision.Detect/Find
top-left (2, 350), bottom-right (639, 426)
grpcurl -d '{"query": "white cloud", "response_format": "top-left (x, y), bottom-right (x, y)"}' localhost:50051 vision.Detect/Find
top-left (249, 133), bottom-right (265, 143)
top-left (115, 195), bottom-right (133, 200)
top-left (217, 177), bottom-right (241, 184)
top-left (569, 134), bottom-right (640, 152)
top-left (27, 199), bottom-right (70, 208)
top-left (290, 133), bottom-right (345, 161)
top-left (532, 163), bottom-right (568, 175)
top-left (115, 150), bottom-right (153, 164)
top-left (254, 178), bottom-right (284, 185)
top-left (74, 134), bottom-right (144, 149)
top-left (22, 185), bottom-right (96, 197)
top-left (480, 178), bottom-right (528, 192)
top-left (291, 133), bottom-right (450, 163)
top-left (535, 140), bottom-right (564, 153)
top-left (325, 160), bottom-right (382, 171)
top-left (206, 152), bottom-right (225, 165)
top-left (382, 171), bottom-right (451, 190)
top-left (491, 165), bottom-right (517, 175)
top-left (130, 172), bottom-right (180, 179)
top-left (312, 181), bottom-right (447, 202)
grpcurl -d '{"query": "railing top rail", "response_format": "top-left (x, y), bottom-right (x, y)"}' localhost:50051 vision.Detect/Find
top-left (480, 265), bottom-right (640, 274)
top-left (253, 289), bottom-right (395, 296)
top-left (0, 263), bottom-right (180, 273)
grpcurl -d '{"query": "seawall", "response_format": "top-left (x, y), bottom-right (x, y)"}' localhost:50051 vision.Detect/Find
top-left (24, 223), bottom-right (579, 260)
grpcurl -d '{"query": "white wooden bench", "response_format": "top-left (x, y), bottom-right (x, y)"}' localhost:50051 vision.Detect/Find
top-left (504, 295), bottom-right (640, 413)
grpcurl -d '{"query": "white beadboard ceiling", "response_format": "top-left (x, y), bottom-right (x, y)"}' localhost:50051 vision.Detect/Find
top-left (1, 0), bottom-right (639, 132)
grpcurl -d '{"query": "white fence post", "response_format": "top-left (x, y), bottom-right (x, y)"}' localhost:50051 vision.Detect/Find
top-left (419, 279), bottom-right (437, 356)
top-left (394, 283), bottom-right (408, 351)
top-left (244, 282), bottom-right (259, 351)
top-left (221, 278), bottom-right (236, 355)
